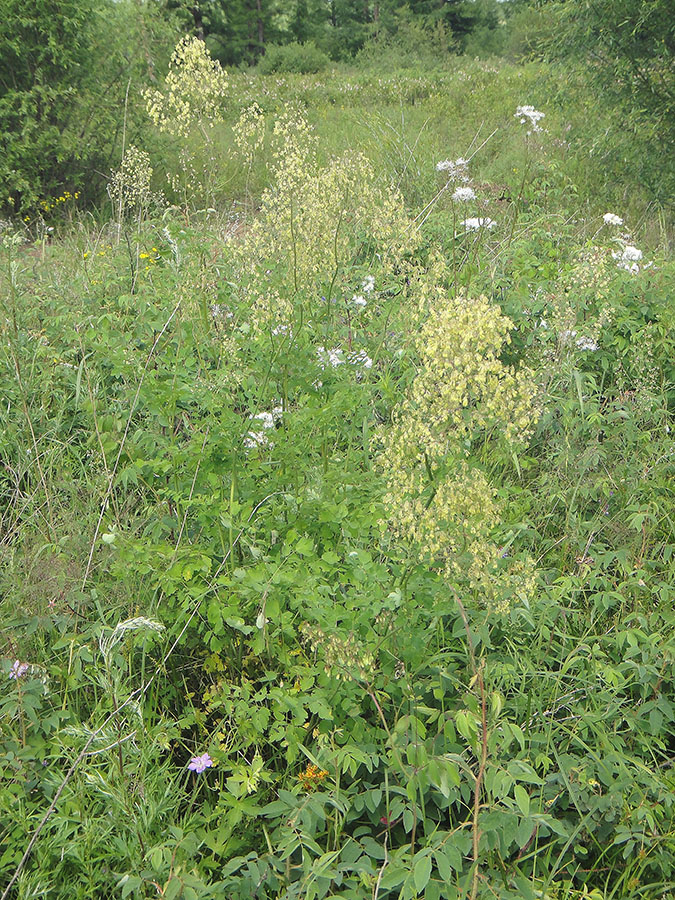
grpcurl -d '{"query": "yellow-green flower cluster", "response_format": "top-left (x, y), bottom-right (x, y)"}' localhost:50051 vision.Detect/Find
top-left (247, 286), bottom-right (294, 337)
top-left (233, 102), bottom-right (265, 167)
top-left (380, 293), bottom-right (539, 613)
top-left (108, 146), bottom-right (154, 215)
top-left (233, 108), bottom-right (410, 290)
top-left (144, 36), bottom-right (228, 138)
top-left (301, 623), bottom-right (375, 682)
top-left (409, 293), bottom-right (536, 448)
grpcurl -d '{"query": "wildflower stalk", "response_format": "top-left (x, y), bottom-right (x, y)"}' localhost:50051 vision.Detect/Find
top-left (115, 79), bottom-right (131, 243)
top-left (451, 590), bottom-right (488, 900)
top-left (290, 193), bottom-right (299, 294)
top-left (451, 201), bottom-right (458, 297)
top-left (505, 152), bottom-right (532, 254)
top-left (325, 207), bottom-right (344, 318)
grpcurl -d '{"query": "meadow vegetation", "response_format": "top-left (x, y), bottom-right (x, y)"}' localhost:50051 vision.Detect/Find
top-left (1, 19), bottom-right (675, 900)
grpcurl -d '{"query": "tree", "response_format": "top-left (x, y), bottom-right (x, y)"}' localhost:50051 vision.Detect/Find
top-left (542, 0), bottom-right (674, 187)
top-left (0, 0), bottom-right (177, 213)
top-left (0, 0), bottom-right (102, 210)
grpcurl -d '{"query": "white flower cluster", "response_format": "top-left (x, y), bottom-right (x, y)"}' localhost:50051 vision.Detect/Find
top-left (452, 186), bottom-right (476, 202)
top-left (612, 244), bottom-right (644, 274)
top-left (317, 346), bottom-right (373, 372)
top-left (362, 274), bottom-right (375, 293)
top-left (347, 349), bottom-right (373, 370)
top-left (438, 160), bottom-right (481, 208)
top-left (317, 346), bottom-right (345, 368)
top-left (461, 217), bottom-right (495, 231)
top-left (352, 295), bottom-right (367, 309)
top-left (560, 329), bottom-right (599, 352)
top-left (603, 212), bottom-right (624, 226)
top-left (244, 407), bottom-right (283, 449)
top-left (436, 157), bottom-right (470, 182)
top-left (210, 304), bottom-right (233, 321)
top-left (515, 105), bottom-right (545, 134)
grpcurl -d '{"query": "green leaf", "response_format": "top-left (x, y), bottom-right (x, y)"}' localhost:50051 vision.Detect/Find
top-left (514, 784), bottom-right (530, 817)
top-left (574, 370), bottom-right (585, 416)
top-left (296, 536), bottom-right (314, 556)
top-left (434, 849), bottom-right (452, 883)
top-left (516, 816), bottom-right (533, 849)
top-left (164, 879), bottom-right (182, 900)
top-left (414, 853), bottom-right (432, 893)
top-left (119, 875), bottom-right (142, 899)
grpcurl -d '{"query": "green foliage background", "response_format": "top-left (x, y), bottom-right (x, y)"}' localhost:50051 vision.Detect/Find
top-left (1, 4), bottom-right (674, 900)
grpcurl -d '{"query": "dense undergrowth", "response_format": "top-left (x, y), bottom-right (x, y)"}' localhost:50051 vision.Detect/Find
top-left (1, 42), bottom-right (675, 900)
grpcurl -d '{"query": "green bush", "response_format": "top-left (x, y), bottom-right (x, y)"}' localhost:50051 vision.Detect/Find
top-left (540, 0), bottom-right (674, 200)
top-left (0, 0), bottom-right (176, 215)
top-left (355, 19), bottom-right (455, 69)
top-left (257, 41), bottom-right (329, 75)
top-left (498, 4), bottom-right (558, 61)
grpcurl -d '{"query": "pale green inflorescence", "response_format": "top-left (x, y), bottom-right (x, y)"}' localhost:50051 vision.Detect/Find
top-left (107, 145), bottom-right (154, 216)
top-left (232, 106), bottom-right (411, 294)
top-left (233, 102), bottom-right (266, 167)
top-left (144, 35), bottom-right (228, 138)
top-left (380, 293), bottom-right (540, 613)
top-left (301, 623), bottom-right (375, 683)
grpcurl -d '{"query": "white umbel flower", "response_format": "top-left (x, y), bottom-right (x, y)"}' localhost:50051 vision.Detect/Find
top-left (452, 186), bottom-right (476, 202)
top-left (612, 245), bottom-right (644, 273)
top-left (622, 246), bottom-right (642, 262)
top-left (515, 105), bottom-right (545, 133)
top-left (244, 407), bottom-right (283, 449)
top-left (603, 213), bottom-right (624, 226)
top-left (461, 217), bottom-right (495, 231)
top-left (347, 349), bottom-right (373, 370)
top-left (317, 346), bottom-right (345, 369)
top-left (436, 157), bottom-right (470, 182)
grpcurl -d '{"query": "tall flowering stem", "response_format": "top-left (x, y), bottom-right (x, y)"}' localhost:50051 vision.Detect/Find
top-left (379, 291), bottom-right (539, 614)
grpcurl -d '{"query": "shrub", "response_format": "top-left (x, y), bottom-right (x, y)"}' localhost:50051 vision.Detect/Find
top-left (0, 0), bottom-right (176, 214)
top-left (256, 41), bottom-right (329, 75)
top-left (540, 0), bottom-right (675, 198)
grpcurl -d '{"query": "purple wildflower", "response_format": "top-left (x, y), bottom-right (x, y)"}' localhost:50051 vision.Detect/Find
top-left (187, 753), bottom-right (213, 774)
top-left (9, 661), bottom-right (30, 680)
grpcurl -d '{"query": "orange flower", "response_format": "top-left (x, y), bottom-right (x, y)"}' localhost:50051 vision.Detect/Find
top-left (297, 763), bottom-right (328, 791)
